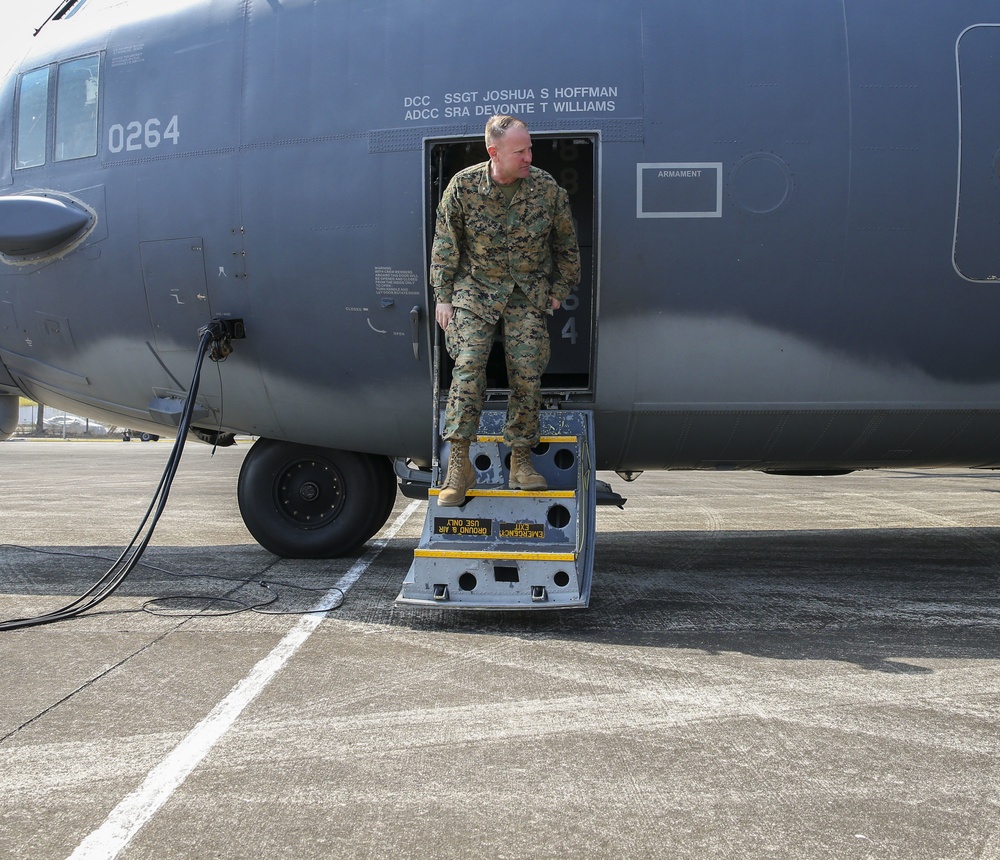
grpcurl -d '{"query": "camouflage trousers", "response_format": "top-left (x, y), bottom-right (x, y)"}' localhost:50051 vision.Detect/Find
top-left (443, 288), bottom-right (550, 447)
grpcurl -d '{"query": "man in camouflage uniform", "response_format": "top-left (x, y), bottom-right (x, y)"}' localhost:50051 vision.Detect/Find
top-left (432, 115), bottom-right (581, 507)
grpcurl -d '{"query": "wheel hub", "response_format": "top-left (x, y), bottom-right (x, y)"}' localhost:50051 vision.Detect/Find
top-left (276, 458), bottom-right (345, 527)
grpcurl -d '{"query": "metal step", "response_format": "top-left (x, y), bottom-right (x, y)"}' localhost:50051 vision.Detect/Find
top-left (397, 410), bottom-right (596, 609)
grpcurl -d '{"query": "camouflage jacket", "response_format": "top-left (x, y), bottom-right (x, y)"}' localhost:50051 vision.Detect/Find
top-left (430, 162), bottom-right (581, 324)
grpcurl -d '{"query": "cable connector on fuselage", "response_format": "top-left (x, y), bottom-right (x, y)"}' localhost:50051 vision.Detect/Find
top-left (198, 317), bottom-right (246, 362)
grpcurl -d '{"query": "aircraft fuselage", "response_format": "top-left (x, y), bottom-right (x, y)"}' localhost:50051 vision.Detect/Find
top-left (2, 0), bottom-right (1000, 554)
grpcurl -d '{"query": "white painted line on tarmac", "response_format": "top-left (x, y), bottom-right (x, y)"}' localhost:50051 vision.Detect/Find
top-left (67, 500), bottom-right (422, 860)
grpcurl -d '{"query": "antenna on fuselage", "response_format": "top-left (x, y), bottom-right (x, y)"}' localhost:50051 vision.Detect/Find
top-left (34, 0), bottom-right (89, 36)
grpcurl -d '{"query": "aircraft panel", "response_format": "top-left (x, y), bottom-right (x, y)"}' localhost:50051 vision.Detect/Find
top-left (101, 4), bottom-right (243, 167)
top-left (625, 407), bottom-right (1000, 472)
top-left (238, 136), bottom-right (431, 453)
top-left (631, 0), bottom-right (851, 416)
top-left (837, 4), bottom-right (1000, 389)
top-left (140, 238), bottom-right (213, 352)
top-left (954, 23), bottom-right (1000, 283)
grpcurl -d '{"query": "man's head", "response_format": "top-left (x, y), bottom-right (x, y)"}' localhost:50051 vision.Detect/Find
top-left (485, 115), bottom-right (532, 185)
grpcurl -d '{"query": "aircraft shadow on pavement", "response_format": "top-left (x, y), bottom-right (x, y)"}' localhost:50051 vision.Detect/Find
top-left (0, 544), bottom-right (353, 621)
top-left (374, 526), bottom-right (1000, 673)
top-left (2, 529), bottom-right (999, 672)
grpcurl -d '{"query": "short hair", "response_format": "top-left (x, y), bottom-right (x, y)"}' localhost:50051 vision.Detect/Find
top-left (485, 115), bottom-right (528, 148)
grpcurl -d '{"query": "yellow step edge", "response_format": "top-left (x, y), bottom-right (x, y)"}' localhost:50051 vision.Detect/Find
top-left (474, 435), bottom-right (578, 444)
top-left (429, 489), bottom-right (575, 499)
top-left (414, 549), bottom-right (577, 562)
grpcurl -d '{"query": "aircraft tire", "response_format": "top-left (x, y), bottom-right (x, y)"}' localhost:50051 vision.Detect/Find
top-left (366, 452), bottom-right (399, 540)
top-left (238, 438), bottom-right (396, 558)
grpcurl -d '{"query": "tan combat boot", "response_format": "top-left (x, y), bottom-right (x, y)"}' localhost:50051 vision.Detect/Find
top-left (438, 439), bottom-right (476, 506)
top-left (509, 446), bottom-right (547, 491)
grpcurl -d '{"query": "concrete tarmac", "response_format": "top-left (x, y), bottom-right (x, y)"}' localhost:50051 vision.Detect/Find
top-left (1, 439), bottom-right (999, 860)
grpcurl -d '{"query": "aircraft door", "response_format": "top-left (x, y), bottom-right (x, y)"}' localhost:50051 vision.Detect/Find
top-left (954, 24), bottom-right (1000, 282)
top-left (540, 137), bottom-right (595, 391)
top-left (428, 135), bottom-right (597, 397)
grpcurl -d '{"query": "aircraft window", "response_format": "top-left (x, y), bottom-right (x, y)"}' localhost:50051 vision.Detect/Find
top-left (55, 55), bottom-right (100, 162)
top-left (15, 67), bottom-right (50, 169)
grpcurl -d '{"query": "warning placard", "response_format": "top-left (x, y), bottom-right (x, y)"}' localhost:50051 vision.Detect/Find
top-left (434, 517), bottom-right (493, 537)
top-left (498, 522), bottom-right (546, 540)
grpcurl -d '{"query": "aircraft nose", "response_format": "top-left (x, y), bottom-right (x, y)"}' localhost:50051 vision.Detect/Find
top-left (0, 194), bottom-right (93, 257)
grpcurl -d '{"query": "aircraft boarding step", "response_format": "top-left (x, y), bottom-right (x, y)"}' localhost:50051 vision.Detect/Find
top-left (397, 410), bottom-right (596, 610)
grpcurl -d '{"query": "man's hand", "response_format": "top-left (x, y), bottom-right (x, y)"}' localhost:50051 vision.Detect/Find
top-left (550, 297), bottom-right (561, 311)
top-left (436, 302), bottom-right (454, 331)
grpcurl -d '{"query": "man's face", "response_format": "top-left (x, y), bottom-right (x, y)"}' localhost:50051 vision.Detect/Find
top-left (490, 126), bottom-right (532, 185)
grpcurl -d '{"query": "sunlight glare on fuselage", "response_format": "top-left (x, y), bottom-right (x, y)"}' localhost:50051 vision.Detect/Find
top-left (0, 1), bottom-right (43, 75)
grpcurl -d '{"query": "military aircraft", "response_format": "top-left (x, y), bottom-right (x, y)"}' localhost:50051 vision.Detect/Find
top-left (1, 0), bottom-right (1000, 560)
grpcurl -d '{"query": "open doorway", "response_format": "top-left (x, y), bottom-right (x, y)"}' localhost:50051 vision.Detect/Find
top-left (426, 133), bottom-right (598, 400)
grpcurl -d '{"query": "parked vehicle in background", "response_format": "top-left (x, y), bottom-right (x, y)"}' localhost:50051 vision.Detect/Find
top-left (122, 429), bottom-right (161, 442)
top-left (43, 415), bottom-right (110, 437)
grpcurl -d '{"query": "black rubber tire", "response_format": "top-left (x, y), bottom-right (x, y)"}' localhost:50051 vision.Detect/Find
top-left (368, 454), bottom-right (399, 539)
top-left (237, 439), bottom-right (396, 558)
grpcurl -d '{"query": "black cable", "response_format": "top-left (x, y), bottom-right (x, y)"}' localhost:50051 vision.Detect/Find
top-left (141, 581), bottom-right (345, 617)
top-left (0, 326), bottom-right (218, 631)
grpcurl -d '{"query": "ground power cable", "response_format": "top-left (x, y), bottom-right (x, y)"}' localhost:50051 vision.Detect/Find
top-left (0, 323), bottom-right (227, 631)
